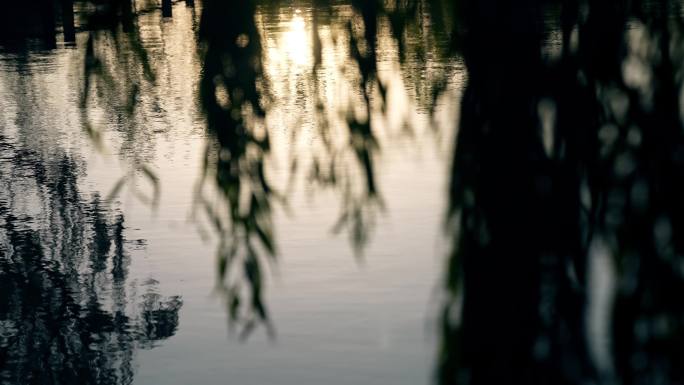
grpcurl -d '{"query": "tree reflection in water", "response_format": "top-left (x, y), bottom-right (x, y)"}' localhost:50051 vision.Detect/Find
top-left (3, 0), bottom-right (684, 384)
top-left (0, 136), bottom-right (181, 385)
top-left (0, 7), bottom-right (182, 383)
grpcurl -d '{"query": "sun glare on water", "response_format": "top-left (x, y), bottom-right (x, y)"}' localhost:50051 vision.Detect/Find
top-left (278, 10), bottom-right (313, 68)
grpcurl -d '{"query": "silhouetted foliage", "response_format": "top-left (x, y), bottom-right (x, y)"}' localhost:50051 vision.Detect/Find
top-left (194, 0), bottom-right (278, 337)
top-left (193, 0), bottom-right (455, 336)
top-left (441, 0), bottom-right (684, 384)
top-left (6, 0), bottom-right (684, 384)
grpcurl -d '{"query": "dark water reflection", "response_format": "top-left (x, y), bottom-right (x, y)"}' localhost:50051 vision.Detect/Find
top-left (2, 0), bottom-right (684, 384)
top-left (0, 8), bottom-right (183, 383)
top-left (0, 135), bottom-right (181, 384)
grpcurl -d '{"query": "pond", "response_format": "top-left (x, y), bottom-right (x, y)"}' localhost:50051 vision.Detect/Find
top-left (0, 2), bottom-right (460, 384)
top-left (2, 1), bottom-right (684, 384)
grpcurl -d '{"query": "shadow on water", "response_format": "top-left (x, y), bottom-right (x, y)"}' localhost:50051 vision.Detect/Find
top-left (3, 0), bottom-right (684, 384)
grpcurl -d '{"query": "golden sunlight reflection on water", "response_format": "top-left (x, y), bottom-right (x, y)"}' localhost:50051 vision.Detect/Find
top-left (0, 2), bottom-right (464, 384)
top-left (279, 11), bottom-right (312, 68)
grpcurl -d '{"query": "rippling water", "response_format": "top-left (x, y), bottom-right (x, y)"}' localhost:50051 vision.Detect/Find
top-left (5, 0), bottom-right (684, 384)
top-left (0, 2), bottom-right (462, 384)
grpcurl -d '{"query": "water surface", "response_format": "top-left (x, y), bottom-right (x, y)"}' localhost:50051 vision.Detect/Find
top-left (0, 2), bottom-right (461, 384)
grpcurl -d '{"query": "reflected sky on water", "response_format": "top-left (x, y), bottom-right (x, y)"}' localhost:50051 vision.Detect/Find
top-left (9, 0), bottom-right (684, 383)
top-left (0, 1), bottom-right (462, 384)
